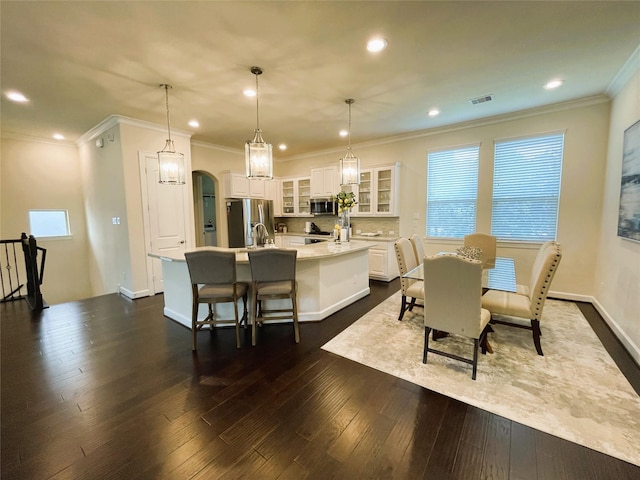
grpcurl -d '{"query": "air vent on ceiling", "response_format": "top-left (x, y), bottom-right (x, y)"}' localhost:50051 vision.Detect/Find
top-left (469, 94), bottom-right (494, 105)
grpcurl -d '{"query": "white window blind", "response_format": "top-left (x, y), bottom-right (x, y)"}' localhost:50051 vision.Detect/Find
top-left (426, 145), bottom-right (479, 238)
top-left (491, 133), bottom-right (564, 241)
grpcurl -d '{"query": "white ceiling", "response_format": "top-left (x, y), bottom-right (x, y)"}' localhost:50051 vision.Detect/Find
top-left (1, 1), bottom-right (639, 158)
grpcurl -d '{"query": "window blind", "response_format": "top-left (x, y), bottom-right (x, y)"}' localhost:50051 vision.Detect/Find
top-left (426, 145), bottom-right (479, 238)
top-left (491, 133), bottom-right (564, 241)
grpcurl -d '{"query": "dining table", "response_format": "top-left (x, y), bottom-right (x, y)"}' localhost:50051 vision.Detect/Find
top-left (402, 254), bottom-right (518, 353)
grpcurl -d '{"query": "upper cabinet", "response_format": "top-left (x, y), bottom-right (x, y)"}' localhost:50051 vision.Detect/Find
top-left (310, 166), bottom-right (339, 198)
top-left (349, 163), bottom-right (400, 217)
top-left (223, 172), bottom-right (279, 201)
top-left (280, 177), bottom-right (311, 217)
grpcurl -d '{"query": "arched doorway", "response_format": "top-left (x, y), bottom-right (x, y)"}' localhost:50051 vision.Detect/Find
top-left (192, 171), bottom-right (218, 247)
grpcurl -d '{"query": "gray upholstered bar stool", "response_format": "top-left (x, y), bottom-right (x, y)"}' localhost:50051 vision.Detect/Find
top-left (184, 250), bottom-right (249, 351)
top-left (247, 249), bottom-right (300, 346)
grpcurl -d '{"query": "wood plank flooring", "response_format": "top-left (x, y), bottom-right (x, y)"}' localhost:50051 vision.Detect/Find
top-left (2, 281), bottom-right (639, 479)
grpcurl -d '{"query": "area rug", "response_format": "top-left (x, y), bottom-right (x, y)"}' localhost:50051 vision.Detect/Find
top-left (322, 292), bottom-right (640, 466)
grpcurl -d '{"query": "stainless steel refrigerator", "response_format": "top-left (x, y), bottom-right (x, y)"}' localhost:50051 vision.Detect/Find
top-left (226, 199), bottom-right (275, 248)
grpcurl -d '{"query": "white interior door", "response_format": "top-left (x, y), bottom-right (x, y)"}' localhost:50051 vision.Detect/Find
top-left (141, 153), bottom-right (189, 294)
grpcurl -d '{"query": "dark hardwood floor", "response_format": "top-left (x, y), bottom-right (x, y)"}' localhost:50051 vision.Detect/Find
top-left (2, 281), bottom-right (639, 479)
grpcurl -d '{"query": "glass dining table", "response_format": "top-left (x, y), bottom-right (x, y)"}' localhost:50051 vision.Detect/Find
top-left (403, 255), bottom-right (517, 293)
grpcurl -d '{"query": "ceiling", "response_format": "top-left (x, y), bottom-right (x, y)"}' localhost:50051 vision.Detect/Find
top-left (2, 1), bottom-right (639, 159)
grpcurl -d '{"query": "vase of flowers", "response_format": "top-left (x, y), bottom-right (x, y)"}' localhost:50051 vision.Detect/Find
top-left (335, 191), bottom-right (357, 241)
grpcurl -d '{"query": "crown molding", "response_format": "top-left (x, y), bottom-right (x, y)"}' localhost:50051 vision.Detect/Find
top-left (191, 139), bottom-right (243, 155)
top-left (76, 114), bottom-right (193, 146)
top-left (0, 131), bottom-right (77, 148)
top-left (606, 43), bottom-right (640, 97)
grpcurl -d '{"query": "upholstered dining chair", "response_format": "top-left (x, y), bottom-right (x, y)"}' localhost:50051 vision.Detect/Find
top-left (464, 232), bottom-right (497, 268)
top-left (184, 250), bottom-right (249, 351)
top-left (247, 249), bottom-right (300, 346)
top-left (394, 238), bottom-right (425, 321)
top-left (410, 234), bottom-right (425, 266)
top-left (423, 254), bottom-right (491, 380)
top-left (481, 241), bottom-right (562, 355)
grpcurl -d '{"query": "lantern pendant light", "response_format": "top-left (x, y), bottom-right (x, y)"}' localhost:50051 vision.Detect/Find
top-left (157, 84), bottom-right (186, 185)
top-left (340, 99), bottom-right (361, 185)
top-left (245, 66), bottom-right (273, 179)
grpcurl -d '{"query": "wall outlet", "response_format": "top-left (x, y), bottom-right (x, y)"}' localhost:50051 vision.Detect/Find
top-left (389, 230), bottom-right (395, 235)
top-left (377, 230), bottom-right (383, 234)
top-left (112, 217), bottom-right (121, 225)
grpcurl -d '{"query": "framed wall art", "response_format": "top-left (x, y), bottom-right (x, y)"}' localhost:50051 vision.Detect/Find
top-left (618, 119), bottom-right (640, 242)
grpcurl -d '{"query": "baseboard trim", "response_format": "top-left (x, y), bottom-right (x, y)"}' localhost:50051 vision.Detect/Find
top-left (548, 290), bottom-right (640, 368)
top-left (119, 286), bottom-right (150, 299)
top-left (591, 297), bottom-right (640, 368)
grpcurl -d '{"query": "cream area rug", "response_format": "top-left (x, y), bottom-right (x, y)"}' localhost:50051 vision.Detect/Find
top-left (322, 292), bottom-right (640, 467)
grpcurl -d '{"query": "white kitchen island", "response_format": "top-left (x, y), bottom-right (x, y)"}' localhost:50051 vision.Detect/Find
top-left (149, 241), bottom-right (371, 329)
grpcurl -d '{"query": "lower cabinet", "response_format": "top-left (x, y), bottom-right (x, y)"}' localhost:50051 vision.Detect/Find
top-left (359, 239), bottom-right (399, 281)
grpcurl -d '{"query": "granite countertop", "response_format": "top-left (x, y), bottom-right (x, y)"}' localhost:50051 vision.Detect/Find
top-left (276, 232), bottom-right (398, 242)
top-left (149, 240), bottom-right (373, 263)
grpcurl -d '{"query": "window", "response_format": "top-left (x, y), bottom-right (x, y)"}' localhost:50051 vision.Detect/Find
top-left (491, 133), bottom-right (564, 241)
top-left (28, 210), bottom-right (70, 237)
top-left (426, 145), bottom-right (480, 238)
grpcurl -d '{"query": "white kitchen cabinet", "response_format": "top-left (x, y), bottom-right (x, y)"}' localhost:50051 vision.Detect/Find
top-left (280, 177), bottom-right (311, 216)
top-left (356, 238), bottom-right (399, 281)
top-left (223, 172), bottom-right (267, 199)
top-left (266, 179), bottom-right (281, 215)
top-left (310, 166), bottom-right (339, 198)
top-left (350, 164), bottom-right (399, 217)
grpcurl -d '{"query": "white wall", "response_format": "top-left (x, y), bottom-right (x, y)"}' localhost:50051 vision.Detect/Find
top-left (278, 98), bottom-right (611, 298)
top-left (596, 65), bottom-right (640, 364)
top-left (1, 136), bottom-right (92, 304)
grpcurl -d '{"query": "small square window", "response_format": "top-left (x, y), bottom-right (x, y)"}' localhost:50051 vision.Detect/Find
top-left (29, 210), bottom-right (70, 237)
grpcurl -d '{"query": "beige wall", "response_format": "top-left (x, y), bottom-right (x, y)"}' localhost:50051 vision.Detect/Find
top-left (277, 99), bottom-right (611, 298)
top-left (596, 67), bottom-right (640, 363)
top-left (190, 141), bottom-right (245, 248)
top-left (1, 136), bottom-right (92, 304)
top-left (79, 117), bottom-right (194, 299)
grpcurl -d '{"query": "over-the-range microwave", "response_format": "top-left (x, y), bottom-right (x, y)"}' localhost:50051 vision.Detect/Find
top-left (310, 198), bottom-right (338, 216)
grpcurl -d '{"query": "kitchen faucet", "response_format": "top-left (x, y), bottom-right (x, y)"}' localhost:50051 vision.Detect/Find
top-left (253, 222), bottom-right (270, 247)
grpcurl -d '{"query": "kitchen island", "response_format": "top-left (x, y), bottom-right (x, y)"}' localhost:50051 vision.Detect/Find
top-left (149, 241), bottom-right (372, 328)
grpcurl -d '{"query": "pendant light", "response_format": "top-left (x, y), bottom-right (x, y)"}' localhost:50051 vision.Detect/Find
top-left (340, 99), bottom-right (361, 185)
top-left (245, 66), bottom-right (273, 179)
top-left (157, 84), bottom-right (186, 185)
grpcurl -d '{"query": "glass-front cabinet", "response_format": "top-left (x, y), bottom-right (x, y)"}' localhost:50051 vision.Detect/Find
top-left (348, 164), bottom-right (399, 217)
top-left (298, 178), bottom-right (311, 215)
top-left (281, 179), bottom-right (295, 215)
top-left (375, 166), bottom-right (394, 215)
top-left (279, 177), bottom-right (311, 216)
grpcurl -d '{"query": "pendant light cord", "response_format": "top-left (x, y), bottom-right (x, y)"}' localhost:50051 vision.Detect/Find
top-left (163, 84), bottom-right (173, 141)
top-left (255, 73), bottom-right (260, 131)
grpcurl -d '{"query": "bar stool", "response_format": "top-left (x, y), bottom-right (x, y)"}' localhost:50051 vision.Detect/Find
top-left (184, 250), bottom-right (248, 351)
top-left (247, 249), bottom-right (300, 346)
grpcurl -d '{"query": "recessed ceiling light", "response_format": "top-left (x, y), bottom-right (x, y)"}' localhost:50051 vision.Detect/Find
top-left (188, 120), bottom-right (200, 128)
top-left (243, 88), bottom-right (256, 97)
top-left (339, 129), bottom-right (349, 137)
top-left (544, 79), bottom-right (564, 90)
top-left (6, 90), bottom-right (29, 103)
top-left (428, 108), bottom-right (440, 117)
top-left (367, 37), bottom-right (388, 53)
top-left (278, 144), bottom-right (287, 151)
top-left (53, 133), bottom-right (65, 140)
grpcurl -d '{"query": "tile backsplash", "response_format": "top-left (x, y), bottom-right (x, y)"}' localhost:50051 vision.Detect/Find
top-left (276, 216), bottom-right (399, 235)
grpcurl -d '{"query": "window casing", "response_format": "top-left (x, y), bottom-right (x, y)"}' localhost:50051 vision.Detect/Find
top-left (491, 133), bottom-right (564, 242)
top-left (28, 210), bottom-right (71, 238)
top-left (426, 145), bottom-right (480, 238)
